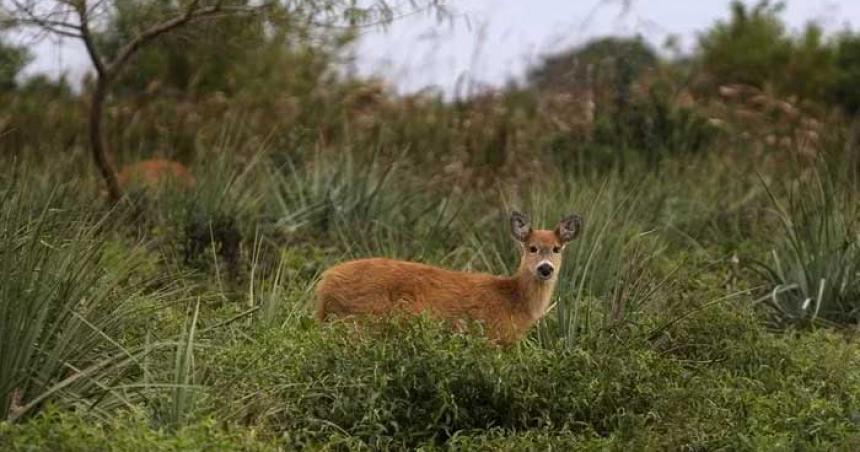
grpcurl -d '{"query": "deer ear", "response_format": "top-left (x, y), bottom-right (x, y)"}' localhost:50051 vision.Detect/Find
top-left (510, 211), bottom-right (532, 242)
top-left (555, 214), bottom-right (582, 243)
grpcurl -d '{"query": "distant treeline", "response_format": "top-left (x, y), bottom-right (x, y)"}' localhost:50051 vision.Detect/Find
top-left (1, 0), bottom-right (859, 178)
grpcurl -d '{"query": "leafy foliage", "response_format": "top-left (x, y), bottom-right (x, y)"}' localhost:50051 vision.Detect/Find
top-left (832, 33), bottom-right (860, 115)
top-left (0, 407), bottom-right (274, 451)
top-left (0, 37), bottom-right (29, 92)
top-left (206, 306), bottom-right (860, 449)
top-left (699, 1), bottom-right (792, 89)
top-left (698, 1), bottom-right (837, 100)
top-left (528, 36), bottom-right (658, 94)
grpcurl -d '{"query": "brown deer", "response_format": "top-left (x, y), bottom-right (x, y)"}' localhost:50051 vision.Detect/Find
top-left (314, 211), bottom-right (583, 344)
top-left (117, 158), bottom-right (195, 191)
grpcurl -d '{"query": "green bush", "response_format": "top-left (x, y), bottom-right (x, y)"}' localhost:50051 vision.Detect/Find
top-left (698, 1), bottom-right (837, 100)
top-left (204, 305), bottom-right (860, 449)
top-left (609, 84), bottom-right (718, 166)
top-left (528, 36), bottom-right (657, 95)
top-left (832, 33), bottom-right (860, 115)
top-left (0, 407), bottom-right (273, 451)
top-left (0, 37), bottom-right (29, 92)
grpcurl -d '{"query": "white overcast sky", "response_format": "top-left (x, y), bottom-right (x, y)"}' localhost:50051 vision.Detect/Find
top-left (15, 0), bottom-right (860, 96)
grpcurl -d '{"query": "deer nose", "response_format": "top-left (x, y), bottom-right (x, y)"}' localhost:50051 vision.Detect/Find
top-left (536, 263), bottom-right (554, 279)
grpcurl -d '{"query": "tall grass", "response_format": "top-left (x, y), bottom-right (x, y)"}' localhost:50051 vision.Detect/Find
top-left (3, 125), bottom-right (860, 448)
top-left (161, 300), bottom-right (202, 429)
top-left (539, 185), bottom-right (666, 346)
top-left (0, 174), bottom-right (181, 422)
top-left (266, 148), bottom-right (464, 263)
top-left (138, 144), bottom-right (269, 281)
top-left (459, 177), bottom-right (666, 348)
top-left (754, 167), bottom-right (860, 327)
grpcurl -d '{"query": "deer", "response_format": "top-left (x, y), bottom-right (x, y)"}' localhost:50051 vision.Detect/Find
top-left (314, 211), bottom-right (583, 345)
top-left (116, 158), bottom-right (195, 192)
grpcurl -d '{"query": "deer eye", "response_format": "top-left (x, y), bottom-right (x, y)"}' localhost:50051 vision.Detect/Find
top-left (528, 246), bottom-right (538, 253)
top-left (552, 246), bottom-right (561, 253)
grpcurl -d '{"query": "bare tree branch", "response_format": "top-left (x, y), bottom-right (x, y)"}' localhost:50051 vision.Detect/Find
top-left (75, 1), bottom-right (106, 78)
top-left (4, 0), bottom-right (82, 37)
top-left (6, 19), bottom-right (82, 38)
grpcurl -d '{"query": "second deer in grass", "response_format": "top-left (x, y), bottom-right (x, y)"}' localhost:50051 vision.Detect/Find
top-left (117, 158), bottom-right (195, 192)
top-left (315, 211), bottom-right (583, 344)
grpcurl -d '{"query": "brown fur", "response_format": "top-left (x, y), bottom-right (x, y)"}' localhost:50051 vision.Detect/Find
top-left (117, 158), bottom-right (195, 191)
top-left (315, 213), bottom-right (582, 345)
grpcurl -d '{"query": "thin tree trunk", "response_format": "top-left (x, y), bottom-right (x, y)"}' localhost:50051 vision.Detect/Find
top-left (75, 1), bottom-right (259, 202)
top-left (89, 78), bottom-right (122, 202)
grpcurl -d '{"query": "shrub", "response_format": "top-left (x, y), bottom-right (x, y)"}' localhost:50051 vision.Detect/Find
top-left (698, 1), bottom-right (837, 100)
top-left (528, 36), bottom-right (658, 96)
top-left (204, 302), bottom-right (860, 449)
top-left (832, 33), bottom-right (860, 116)
top-left (610, 83), bottom-right (718, 167)
top-left (0, 38), bottom-right (30, 92)
top-left (0, 407), bottom-right (273, 451)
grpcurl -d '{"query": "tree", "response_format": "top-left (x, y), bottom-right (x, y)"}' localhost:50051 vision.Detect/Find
top-left (698, 0), bottom-right (836, 100)
top-left (0, 35), bottom-right (29, 91)
top-left (527, 36), bottom-right (658, 93)
top-left (832, 33), bottom-right (860, 117)
top-left (698, 1), bottom-right (791, 89)
top-left (97, 0), bottom-right (269, 97)
top-left (2, 0), bottom-right (443, 202)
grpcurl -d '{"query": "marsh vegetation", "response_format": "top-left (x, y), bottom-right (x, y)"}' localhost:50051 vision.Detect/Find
top-left (2, 1), bottom-right (860, 449)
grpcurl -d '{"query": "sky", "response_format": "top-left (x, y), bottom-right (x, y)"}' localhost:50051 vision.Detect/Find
top-left (14, 0), bottom-right (860, 96)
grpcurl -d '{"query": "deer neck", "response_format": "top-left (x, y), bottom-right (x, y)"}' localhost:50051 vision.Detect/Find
top-left (514, 265), bottom-right (558, 320)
